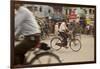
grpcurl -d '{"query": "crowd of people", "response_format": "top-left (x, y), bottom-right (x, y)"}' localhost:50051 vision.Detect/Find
top-left (25, 4), bottom-right (95, 40)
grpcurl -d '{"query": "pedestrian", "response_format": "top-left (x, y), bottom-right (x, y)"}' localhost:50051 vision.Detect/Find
top-left (55, 23), bottom-right (59, 35)
top-left (85, 17), bottom-right (91, 34)
top-left (14, 2), bottom-right (41, 66)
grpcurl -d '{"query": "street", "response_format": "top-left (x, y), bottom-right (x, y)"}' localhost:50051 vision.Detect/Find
top-left (25, 34), bottom-right (95, 64)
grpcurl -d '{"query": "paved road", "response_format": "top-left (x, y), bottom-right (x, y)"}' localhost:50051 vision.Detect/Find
top-left (40, 34), bottom-right (95, 63)
top-left (24, 34), bottom-right (95, 65)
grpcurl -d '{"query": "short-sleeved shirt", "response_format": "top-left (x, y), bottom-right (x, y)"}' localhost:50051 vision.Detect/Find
top-left (59, 22), bottom-right (68, 32)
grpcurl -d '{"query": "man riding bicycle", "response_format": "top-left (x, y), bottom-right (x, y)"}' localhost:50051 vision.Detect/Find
top-left (14, 2), bottom-right (41, 66)
top-left (58, 20), bottom-right (70, 47)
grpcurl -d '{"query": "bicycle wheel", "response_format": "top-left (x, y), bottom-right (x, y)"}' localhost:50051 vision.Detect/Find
top-left (50, 37), bottom-right (62, 51)
top-left (70, 39), bottom-right (81, 52)
top-left (29, 52), bottom-right (61, 65)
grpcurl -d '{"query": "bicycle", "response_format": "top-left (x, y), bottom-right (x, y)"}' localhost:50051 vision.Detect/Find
top-left (36, 17), bottom-right (49, 40)
top-left (50, 31), bottom-right (81, 52)
top-left (14, 42), bottom-right (62, 67)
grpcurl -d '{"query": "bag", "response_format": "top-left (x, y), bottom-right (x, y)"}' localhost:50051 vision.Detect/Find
top-left (40, 43), bottom-right (51, 50)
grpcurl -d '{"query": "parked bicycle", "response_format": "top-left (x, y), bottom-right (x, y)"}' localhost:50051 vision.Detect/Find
top-left (50, 30), bottom-right (82, 52)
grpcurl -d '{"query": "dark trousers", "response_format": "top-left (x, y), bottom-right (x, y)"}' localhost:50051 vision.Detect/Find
top-left (59, 32), bottom-right (68, 45)
top-left (14, 34), bottom-right (40, 65)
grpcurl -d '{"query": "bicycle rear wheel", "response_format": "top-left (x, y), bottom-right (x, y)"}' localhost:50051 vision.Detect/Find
top-left (70, 39), bottom-right (81, 52)
top-left (50, 37), bottom-right (62, 51)
top-left (29, 52), bottom-right (61, 65)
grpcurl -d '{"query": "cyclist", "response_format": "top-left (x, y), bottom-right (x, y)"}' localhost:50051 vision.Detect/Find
top-left (58, 20), bottom-right (69, 47)
top-left (14, 3), bottom-right (41, 66)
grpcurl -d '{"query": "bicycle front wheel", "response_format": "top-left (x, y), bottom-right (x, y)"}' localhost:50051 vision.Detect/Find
top-left (29, 52), bottom-right (61, 65)
top-left (50, 37), bottom-right (62, 51)
top-left (70, 39), bottom-right (81, 52)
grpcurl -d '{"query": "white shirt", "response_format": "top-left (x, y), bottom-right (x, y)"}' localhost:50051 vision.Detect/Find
top-left (15, 6), bottom-right (41, 37)
top-left (59, 22), bottom-right (68, 32)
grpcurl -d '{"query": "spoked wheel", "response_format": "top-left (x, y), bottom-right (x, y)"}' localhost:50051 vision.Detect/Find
top-left (29, 52), bottom-right (61, 65)
top-left (70, 39), bottom-right (81, 52)
top-left (50, 37), bottom-right (62, 51)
